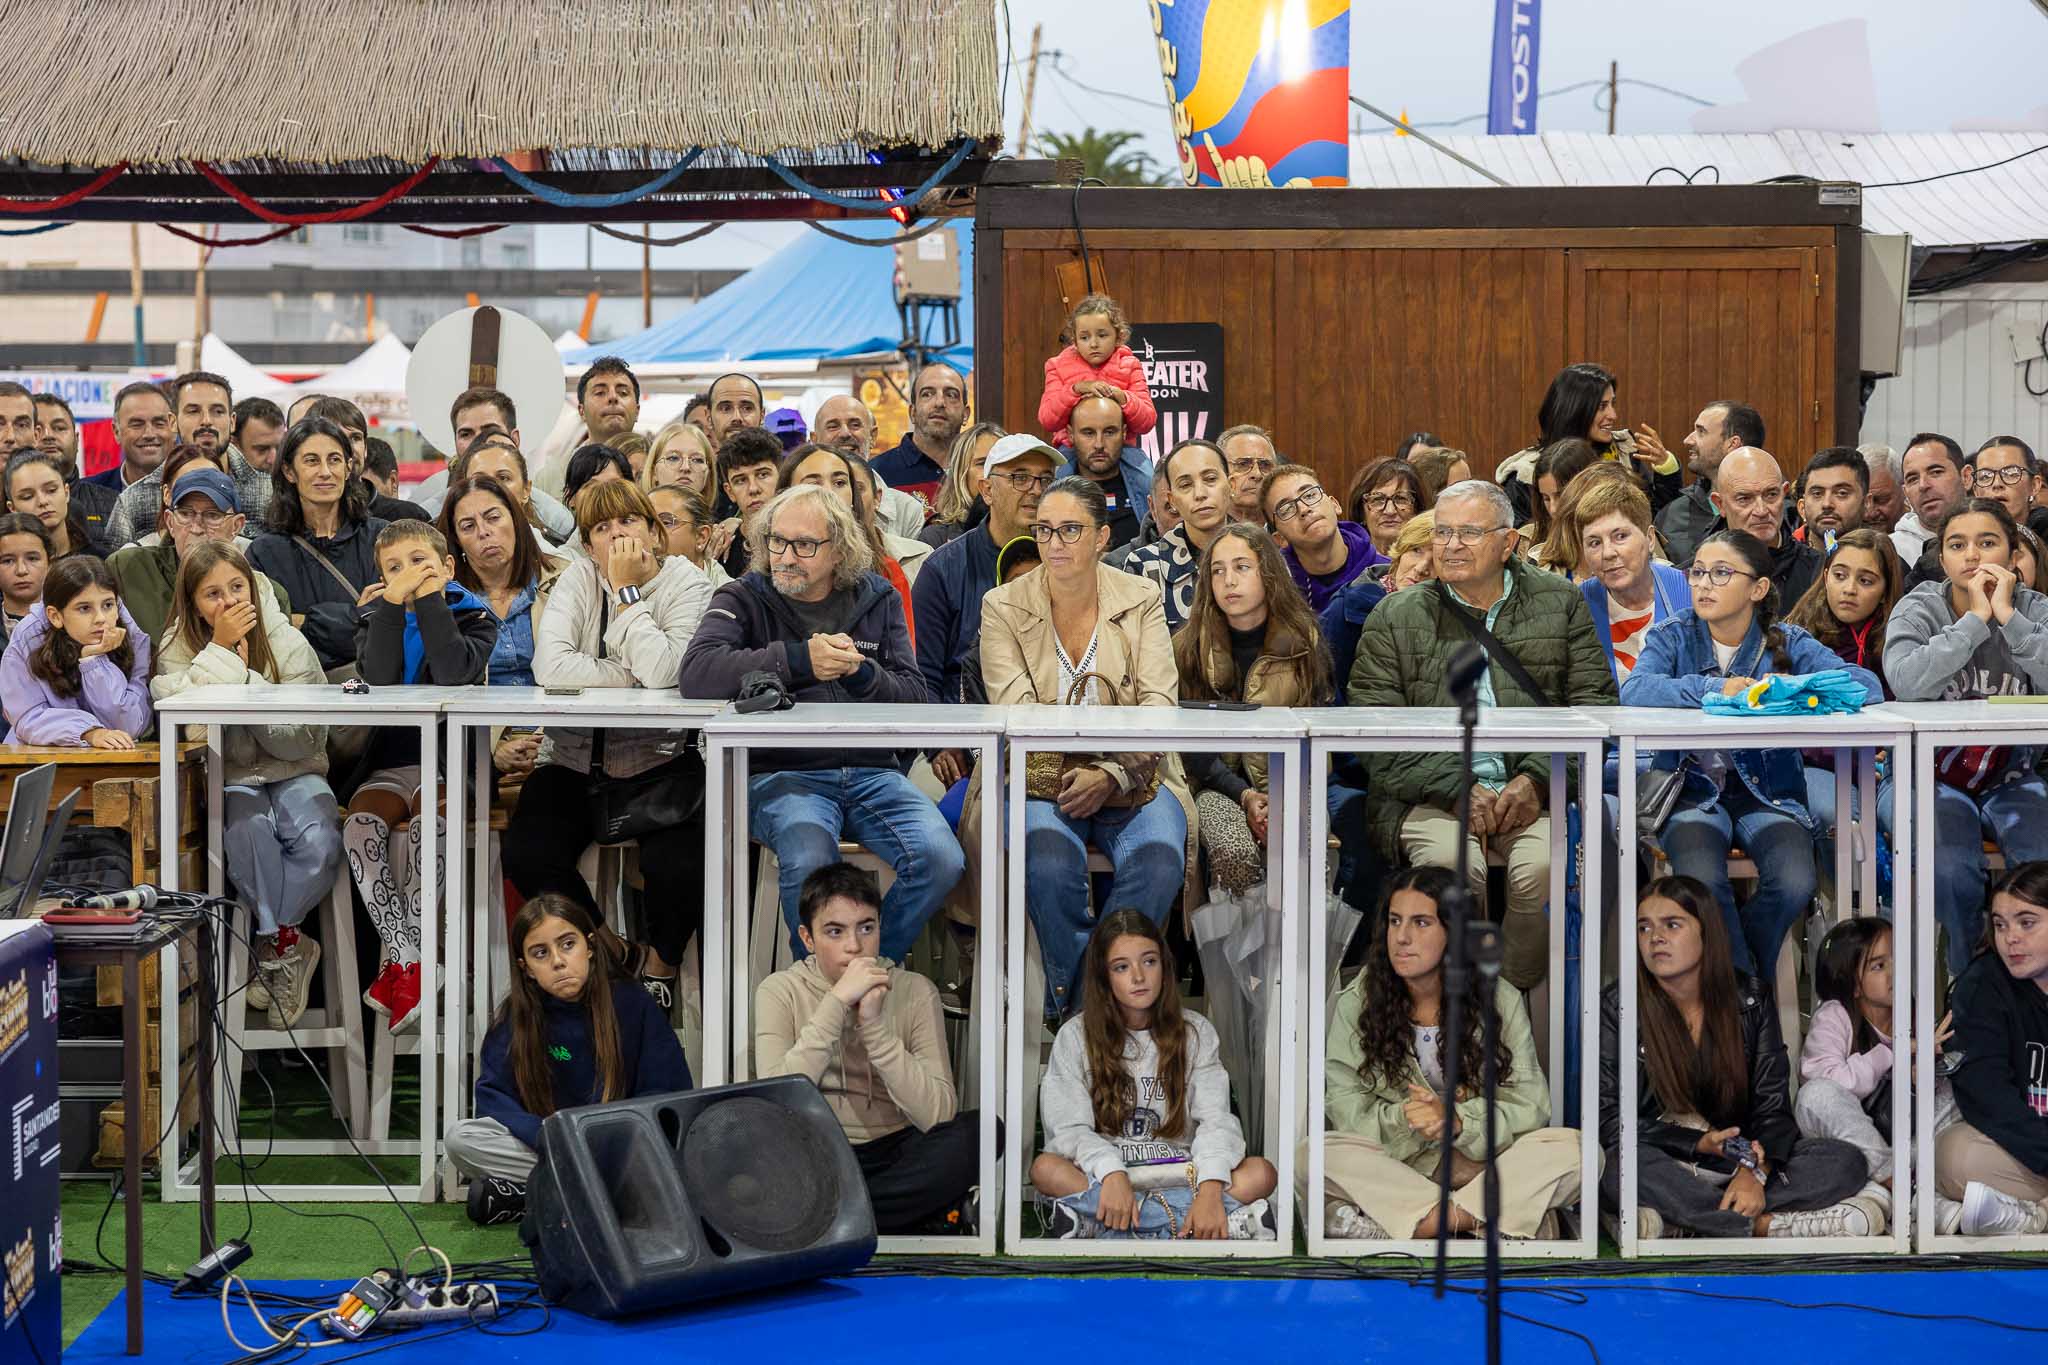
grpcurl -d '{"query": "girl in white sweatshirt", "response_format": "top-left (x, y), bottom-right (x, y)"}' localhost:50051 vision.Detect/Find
top-left (1031, 909), bottom-right (1277, 1239)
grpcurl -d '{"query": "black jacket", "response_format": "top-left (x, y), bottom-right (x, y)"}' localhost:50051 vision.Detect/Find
top-left (1599, 974), bottom-right (1799, 1171)
top-left (350, 583), bottom-right (498, 779)
top-left (68, 477), bottom-right (120, 556)
top-left (246, 518), bottom-right (390, 669)
top-left (677, 570), bottom-right (928, 772)
top-left (1699, 514), bottom-right (1822, 613)
top-left (1949, 950), bottom-right (2048, 1177)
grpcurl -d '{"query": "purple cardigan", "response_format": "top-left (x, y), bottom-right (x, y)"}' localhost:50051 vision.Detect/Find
top-left (0, 603), bottom-right (152, 744)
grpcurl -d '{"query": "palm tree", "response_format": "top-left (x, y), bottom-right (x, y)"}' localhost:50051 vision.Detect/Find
top-left (1033, 128), bottom-right (1172, 187)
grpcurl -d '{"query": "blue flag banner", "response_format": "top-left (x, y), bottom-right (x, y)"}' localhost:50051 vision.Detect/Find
top-left (1486, 0), bottom-right (1542, 135)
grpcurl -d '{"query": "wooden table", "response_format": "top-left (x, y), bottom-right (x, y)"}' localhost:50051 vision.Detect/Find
top-left (0, 740), bottom-right (207, 888)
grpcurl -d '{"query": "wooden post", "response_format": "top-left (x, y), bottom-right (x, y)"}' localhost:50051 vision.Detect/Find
top-left (642, 226), bottom-right (653, 328)
top-left (1016, 23), bottom-right (1044, 155)
top-left (193, 236), bottom-right (209, 348)
top-left (1608, 61), bottom-right (1619, 135)
top-left (128, 224), bottom-right (145, 366)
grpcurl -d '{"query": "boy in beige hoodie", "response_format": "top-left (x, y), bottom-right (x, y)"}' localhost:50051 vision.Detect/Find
top-left (754, 862), bottom-right (983, 1233)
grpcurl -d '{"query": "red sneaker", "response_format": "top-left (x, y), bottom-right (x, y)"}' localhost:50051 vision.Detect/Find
top-left (386, 961), bottom-right (423, 1033)
top-left (363, 959), bottom-right (407, 1024)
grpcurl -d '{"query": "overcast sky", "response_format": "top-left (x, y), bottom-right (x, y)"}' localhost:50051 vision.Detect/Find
top-left (537, 1), bottom-right (2048, 271)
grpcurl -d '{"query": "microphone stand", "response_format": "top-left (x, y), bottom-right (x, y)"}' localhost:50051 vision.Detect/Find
top-left (1432, 642), bottom-right (1504, 1365)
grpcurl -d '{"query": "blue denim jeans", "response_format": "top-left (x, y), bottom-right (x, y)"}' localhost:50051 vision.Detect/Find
top-left (1802, 763), bottom-right (1896, 911)
top-left (1931, 773), bottom-right (2048, 976)
top-left (749, 767), bottom-right (965, 961)
top-left (1024, 791), bottom-right (1187, 1011)
top-left (1661, 781), bottom-right (1818, 979)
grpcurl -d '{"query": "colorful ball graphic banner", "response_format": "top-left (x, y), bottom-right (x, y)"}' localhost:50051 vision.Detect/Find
top-left (1151, 0), bottom-right (1351, 188)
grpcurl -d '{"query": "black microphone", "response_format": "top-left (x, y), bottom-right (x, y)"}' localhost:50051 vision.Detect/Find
top-left (1447, 642), bottom-right (1488, 705)
top-left (77, 885), bottom-right (159, 912)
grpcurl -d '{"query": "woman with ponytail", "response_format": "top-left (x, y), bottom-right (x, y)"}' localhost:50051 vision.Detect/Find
top-left (1620, 530), bottom-right (1880, 977)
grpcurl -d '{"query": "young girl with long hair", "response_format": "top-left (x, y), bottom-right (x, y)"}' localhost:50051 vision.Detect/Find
top-left (0, 556), bottom-right (150, 749)
top-left (1173, 523), bottom-right (1333, 896)
top-left (1797, 917), bottom-right (1962, 1231)
top-left (1620, 529), bottom-right (1880, 978)
top-left (1032, 910), bottom-right (1277, 1239)
top-left (0, 511), bottom-right (52, 645)
top-left (6, 449), bottom-right (99, 560)
top-left (1600, 876), bottom-right (1877, 1238)
top-left (153, 541), bottom-right (341, 1028)
top-left (1320, 867), bottom-right (1582, 1240)
top-left (1886, 498), bottom-right (2048, 978)
top-left (444, 894), bottom-right (692, 1225)
top-left (1938, 861), bottom-right (2048, 1235)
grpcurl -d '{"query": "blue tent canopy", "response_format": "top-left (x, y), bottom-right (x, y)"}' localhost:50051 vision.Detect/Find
top-left (569, 219), bottom-right (973, 370)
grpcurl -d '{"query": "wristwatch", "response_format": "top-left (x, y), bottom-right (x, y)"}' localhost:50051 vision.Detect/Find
top-left (617, 584), bottom-right (643, 607)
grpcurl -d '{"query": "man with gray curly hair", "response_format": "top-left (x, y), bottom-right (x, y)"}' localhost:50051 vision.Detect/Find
top-left (679, 483), bottom-right (962, 962)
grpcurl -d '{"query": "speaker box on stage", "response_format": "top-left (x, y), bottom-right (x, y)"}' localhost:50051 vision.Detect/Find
top-left (521, 1075), bottom-right (876, 1318)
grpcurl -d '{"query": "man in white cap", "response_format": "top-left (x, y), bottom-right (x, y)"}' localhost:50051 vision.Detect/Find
top-left (911, 432), bottom-right (1054, 710)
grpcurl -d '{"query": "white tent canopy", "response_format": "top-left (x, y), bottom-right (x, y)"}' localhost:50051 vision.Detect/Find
top-left (197, 332), bottom-right (292, 400)
top-left (278, 333), bottom-right (412, 401)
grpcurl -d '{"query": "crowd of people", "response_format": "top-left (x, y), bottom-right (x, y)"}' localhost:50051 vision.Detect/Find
top-left (9, 291), bottom-right (2048, 1245)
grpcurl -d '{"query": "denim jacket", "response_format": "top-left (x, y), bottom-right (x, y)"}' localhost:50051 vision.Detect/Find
top-left (486, 577), bottom-right (542, 687)
top-left (1619, 610), bottom-right (1882, 828)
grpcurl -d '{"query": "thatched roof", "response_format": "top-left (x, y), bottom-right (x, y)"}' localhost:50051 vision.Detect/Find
top-left (1, 0), bottom-right (1002, 166)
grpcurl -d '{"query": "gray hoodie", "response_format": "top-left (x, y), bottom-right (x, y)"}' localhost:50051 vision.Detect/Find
top-left (1038, 1010), bottom-right (1246, 1188)
top-left (1884, 578), bottom-right (2048, 702)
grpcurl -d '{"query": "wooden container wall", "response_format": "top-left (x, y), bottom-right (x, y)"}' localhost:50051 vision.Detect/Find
top-left (976, 188), bottom-right (1861, 499)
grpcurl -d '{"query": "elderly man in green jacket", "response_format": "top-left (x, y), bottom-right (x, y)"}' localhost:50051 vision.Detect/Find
top-left (1348, 479), bottom-right (1617, 990)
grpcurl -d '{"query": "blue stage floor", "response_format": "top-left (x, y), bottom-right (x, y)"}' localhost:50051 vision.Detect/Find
top-left (67, 1268), bottom-right (2048, 1363)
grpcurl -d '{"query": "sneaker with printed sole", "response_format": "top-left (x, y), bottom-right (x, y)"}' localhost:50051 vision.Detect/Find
top-left (1961, 1181), bottom-right (2048, 1236)
top-left (1043, 1201), bottom-right (1095, 1240)
top-left (260, 933), bottom-right (320, 1030)
top-left (1326, 1202), bottom-right (1388, 1239)
top-left (465, 1176), bottom-right (527, 1227)
top-left (1936, 1194), bottom-right (1966, 1234)
top-left (1766, 1194), bottom-right (1883, 1238)
top-left (1227, 1197), bottom-right (1277, 1240)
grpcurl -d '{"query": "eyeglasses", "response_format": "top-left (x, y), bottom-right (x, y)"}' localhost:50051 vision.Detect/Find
top-left (1228, 458), bottom-right (1276, 477)
top-left (1686, 564), bottom-right (1758, 586)
top-left (1430, 524), bottom-right (1506, 547)
top-left (170, 506), bottom-right (231, 529)
top-left (1271, 484), bottom-right (1326, 523)
top-left (655, 513), bottom-right (684, 531)
top-left (1033, 522), bottom-right (1088, 545)
top-left (1974, 466), bottom-right (2030, 488)
top-left (994, 469), bottom-right (1055, 494)
top-left (766, 534), bottom-right (824, 558)
top-left (1365, 493), bottom-right (1417, 513)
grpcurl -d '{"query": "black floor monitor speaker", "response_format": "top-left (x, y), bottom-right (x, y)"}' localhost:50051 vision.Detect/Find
top-left (521, 1075), bottom-right (877, 1318)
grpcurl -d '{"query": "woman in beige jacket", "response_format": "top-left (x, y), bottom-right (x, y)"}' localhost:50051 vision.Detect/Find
top-left (970, 475), bottom-right (1197, 1017)
top-left (152, 540), bottom-right (339, 1028)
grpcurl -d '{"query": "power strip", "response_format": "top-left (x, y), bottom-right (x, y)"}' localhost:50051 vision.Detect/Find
top-left (319, 1281), bottom-right (499, 1337)
top-left (378, 1282), bottom-right (499, 1330)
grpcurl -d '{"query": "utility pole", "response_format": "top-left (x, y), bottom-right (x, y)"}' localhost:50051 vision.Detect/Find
top-left (128, 223), bottom-right (145, 367)
top-left (193, 237), bottom-right (209, 348)
top-left (641, 224), bottom-right (652, 328)
top-left (1016, 23), bottom-right (1044, 156)
top-left (1607, 60), bottom-right (1619, 134)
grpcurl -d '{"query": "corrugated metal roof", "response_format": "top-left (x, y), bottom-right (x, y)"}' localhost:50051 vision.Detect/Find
top-left (1347, 130), bottom-right (2048, 248)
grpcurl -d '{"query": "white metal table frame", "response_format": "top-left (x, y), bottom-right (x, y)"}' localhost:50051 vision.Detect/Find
top-left (1612, 707), bottom-right (1912, 1256)
top-left (704, 703), bottom-right (1007, 1256)
top-left (1891, 700), bottom-right (2048, 1253)
top-left (1002, 704), bottom-right (1304, 1258)
top-left (154, 684), bottom-right (449, 1204)
top-left (439, 688), bottom-right (730, 1197)
top-left (1300, 707), bottom-right (1609, 1259)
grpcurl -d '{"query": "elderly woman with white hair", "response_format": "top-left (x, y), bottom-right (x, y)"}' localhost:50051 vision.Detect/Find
top-left (679, 484), bottom-right (963, 964)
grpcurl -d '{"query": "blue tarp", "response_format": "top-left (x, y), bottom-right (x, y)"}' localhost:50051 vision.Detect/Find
top-left (569, 219), bottom-right (973, 370)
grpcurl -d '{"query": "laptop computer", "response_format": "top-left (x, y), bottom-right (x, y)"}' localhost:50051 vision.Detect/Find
top-left (0, 784), bottom-right (78, 921)
top-left (0, 762), bottom-right (54, 916)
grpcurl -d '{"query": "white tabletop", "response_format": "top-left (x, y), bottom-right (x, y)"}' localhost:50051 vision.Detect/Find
top-left (153, 683), bottom-right (449, 716)
top-left (1300, 705), bottom-right (1611, 743)
top-left (1000, 703), bottom-right (1307, 742)
top-left (440, 686), bottom-right (728, 723)
top-left (703, 702), bottom-right (1009, 739)
top-left (1604, 705), bottom-right (1911, 741)
top-left (1871, 699), bottom-right (2048, 735)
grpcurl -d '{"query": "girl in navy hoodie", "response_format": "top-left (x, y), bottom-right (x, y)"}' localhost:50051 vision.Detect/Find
top-left (446, 894), bottom-right (691, 1225)
top-left (342, 520), bottom-right (497, 1032)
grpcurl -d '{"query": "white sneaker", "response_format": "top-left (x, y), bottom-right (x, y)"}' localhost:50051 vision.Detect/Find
top-left (1961, 1181), bottom-right (2048, 1236)
top-left (261, 933), bottom-right (320, 1030)
top-left (1936, 1195), bottom-right (1966, 1235)
top-left (1226, 1197), bottom-right (1276, 1241)
top-left (1767, 1195), bottom-right (1883, 1238)
top-left (1636, 1206), bottom-right (1666, 1240)
top-left (1326, 1202), bottom-right (1388, 1239)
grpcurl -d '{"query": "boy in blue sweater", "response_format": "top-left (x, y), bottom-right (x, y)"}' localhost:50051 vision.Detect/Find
top-left (446, 894), bottom-right (692, 1224)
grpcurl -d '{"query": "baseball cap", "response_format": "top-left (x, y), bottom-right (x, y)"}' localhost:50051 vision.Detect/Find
top-left (170, 467), bottom-right (241, 515)
top-left (982, 432), bottom-right (1059, 480)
